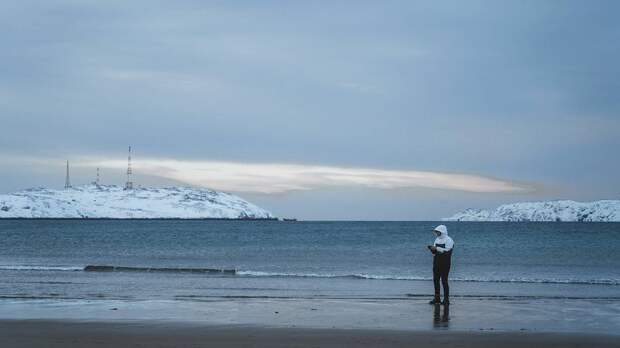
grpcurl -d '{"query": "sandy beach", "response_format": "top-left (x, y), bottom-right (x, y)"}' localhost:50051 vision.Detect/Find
top-left (1, 297), bottom-right (619, 347)
top-left (2, 320), bottom-right (619, 348)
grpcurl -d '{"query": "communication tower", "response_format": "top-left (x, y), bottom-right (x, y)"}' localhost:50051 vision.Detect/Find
top-left (64, 160), bottom-right (71, 189)
top-left (124, 146), bottom-right (133, 190)
top-left (92, 167), bottom-right (100, 186)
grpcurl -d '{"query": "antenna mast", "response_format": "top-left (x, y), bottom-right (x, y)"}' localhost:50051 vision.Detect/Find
top-left (64, 160), bottom-right (71, 189)
top-left (93, 167), bottom-right (100, 186)
top-left (124, 146), bottom-right (133, 190)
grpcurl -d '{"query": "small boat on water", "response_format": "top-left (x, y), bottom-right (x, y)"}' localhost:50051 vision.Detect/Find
top-left (282, 218), bottom-right (297, 222)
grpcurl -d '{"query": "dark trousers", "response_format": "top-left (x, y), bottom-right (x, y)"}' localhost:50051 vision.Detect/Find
top-left (433, 261), bottom-right (450, 300)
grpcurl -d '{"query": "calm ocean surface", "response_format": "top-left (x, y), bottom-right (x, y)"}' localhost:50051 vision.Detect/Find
top-left (1, 220), bottom-right (619, 301)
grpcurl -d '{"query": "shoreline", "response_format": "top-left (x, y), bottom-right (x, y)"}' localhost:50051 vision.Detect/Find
top-left (1, 297), bottom-right (619, 334)
top-left (0, 217), bottom-right (279, 220)
top-left (1, 320), bottom-right (618, 348)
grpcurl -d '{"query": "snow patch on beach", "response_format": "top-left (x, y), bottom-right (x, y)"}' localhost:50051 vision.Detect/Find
top-left (0, 185), bottom-right (274, 219)
top-left (444, 200), bottom-right (620, 222)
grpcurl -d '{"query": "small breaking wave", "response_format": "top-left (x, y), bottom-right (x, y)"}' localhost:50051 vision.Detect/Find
top-left (1, 265), bottom-right (617, 285)
top-left (236, 271), bottom-right (620, 285)
top-left (235, 270), bottom-right (427, 281)
top-left (0, 265), bottom-right (235, 274)
top-left (0, 265), bottom-right (83, 272)
top-left (83, 265), bottom-right (236, 274)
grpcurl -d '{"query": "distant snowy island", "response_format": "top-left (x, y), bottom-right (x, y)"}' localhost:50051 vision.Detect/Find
top-left (0, 185), bottom-right (275, 219)
top-left (444, 200), bottom-right (620, 222)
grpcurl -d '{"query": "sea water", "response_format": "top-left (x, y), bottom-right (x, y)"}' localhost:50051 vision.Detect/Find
top-left (1, 220), bottom-right (619, 301)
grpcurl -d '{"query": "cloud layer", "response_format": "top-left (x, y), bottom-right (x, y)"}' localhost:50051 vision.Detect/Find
top-left (84, 158), bottom-right (529, 194)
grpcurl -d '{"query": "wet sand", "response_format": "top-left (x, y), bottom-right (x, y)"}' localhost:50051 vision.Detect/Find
top-left (2, 297), bottom-right (619, 333)
top-left (1, 297), bottom-right (619, 347)
top-left (1, 320), bottom-right (619, 348)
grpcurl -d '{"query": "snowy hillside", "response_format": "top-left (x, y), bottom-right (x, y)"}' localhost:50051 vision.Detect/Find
top-left (444, 200), bottom-right (620, 222)
top-left (0, 185), bottom-right (274, 219)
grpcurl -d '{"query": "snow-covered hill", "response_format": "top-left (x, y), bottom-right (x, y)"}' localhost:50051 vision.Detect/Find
top-left (444, 200), bottom-right (620, 222)
top-left (0, 185), bottom-right (274, 219)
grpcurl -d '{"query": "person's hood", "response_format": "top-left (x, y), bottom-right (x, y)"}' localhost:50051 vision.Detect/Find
top-left (433, 225), bottom-right (448, 236)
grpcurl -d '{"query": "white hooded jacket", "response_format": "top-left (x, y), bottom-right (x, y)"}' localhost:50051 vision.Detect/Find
top-left (433, 225), bottom-right (454, 254)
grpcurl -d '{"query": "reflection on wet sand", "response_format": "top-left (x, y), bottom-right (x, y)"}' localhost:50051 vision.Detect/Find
top-left (433, 304), bottom-right (450, 328)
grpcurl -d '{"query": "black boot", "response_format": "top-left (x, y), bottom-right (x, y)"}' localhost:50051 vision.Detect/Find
top-left (429, 296), bottom-right (441, 305)
top-left (441, 298), bottom-right (450, 305)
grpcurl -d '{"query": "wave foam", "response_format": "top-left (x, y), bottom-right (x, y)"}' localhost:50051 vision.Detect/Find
top-left (0, 265), bottom-right (83, 271)
top-left (236, 271), bottom-right (619, 285)
top-left (84, 265), bottom-right (236, 274)
top-left (1, 265), bottom-right (617, 285)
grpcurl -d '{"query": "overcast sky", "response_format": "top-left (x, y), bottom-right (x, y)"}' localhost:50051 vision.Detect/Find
top-left (1, 0), bottom-right (618, 220)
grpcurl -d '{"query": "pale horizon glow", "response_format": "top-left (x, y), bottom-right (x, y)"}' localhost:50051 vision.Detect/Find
top-left (80, 158), bottom-right (530, 194)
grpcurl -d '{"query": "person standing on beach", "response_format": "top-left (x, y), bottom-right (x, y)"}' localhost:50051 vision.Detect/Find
top-left (428, 225), bottom-right (454, 305)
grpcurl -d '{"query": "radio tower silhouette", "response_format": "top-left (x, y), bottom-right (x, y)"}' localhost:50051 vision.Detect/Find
top-left (93, 167), bottom-right (100, 186)
top-left (124, 146), bottom-right (133, 190)
top-left (64, 160), bottom-right (72, 189)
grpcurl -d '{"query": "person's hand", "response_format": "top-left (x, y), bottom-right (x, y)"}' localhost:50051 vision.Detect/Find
top-left (430, 246), bottom-right (437, 252)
